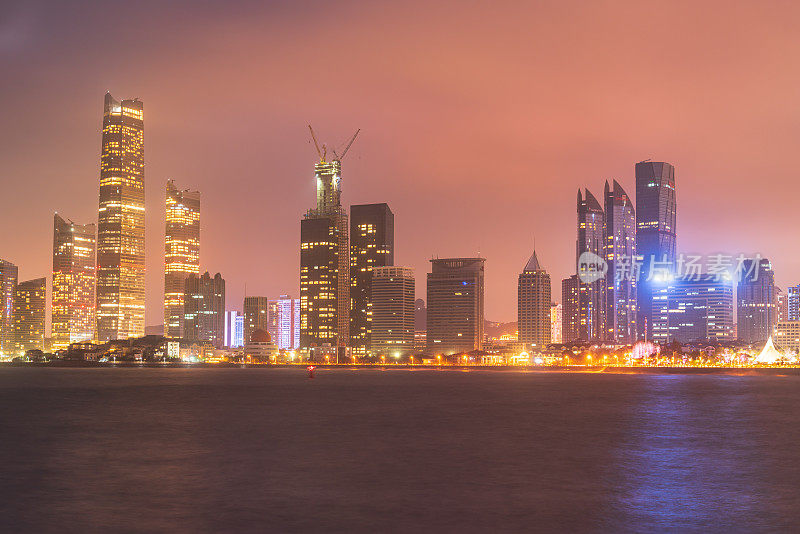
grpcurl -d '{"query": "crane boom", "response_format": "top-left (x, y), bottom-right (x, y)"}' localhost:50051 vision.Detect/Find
top-left (308, 124), bottom-right (325, 162)
top-left (337, 129), bottom-right (360, 161)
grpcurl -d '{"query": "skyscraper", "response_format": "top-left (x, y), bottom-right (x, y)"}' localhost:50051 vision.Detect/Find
top-left (654, 275), bottom-right (734, 343)
top-left (635, 161), bottom-right (676, 340)
top-left (164, 180), bottom-right (200, 338)
top-left (550, 303), bottom-right (563, 344)
top-left (267, 295), bottom-right (301, 350)
top-left (776, 287), bottom-right (788, 323)
top-left (0, 259), bottom-right (18, 357)
top-left (183, 272), bottom-right (225, 348)
top-left (224, 311), bottom-right (244, 348)
top-left (52, 214), bottom-right (96, 350)
top-left (371, 266), bottom-right (415, 358)
top-left (243, 296), bottom-right (269, 346)
top-left (426, 258), bottom-right (485, 355)
top-left (300, 158), bottom-right (350, 349)
top-left (517, 250), bottom-right (551, 349)
top-left (561, 275), bottom-right (580, 343)
top-left (577, 189), bottom-right (605, 341)
top-left (787, 284), bottom-right (800, 321)
top-left (350, 203), bottom-right (394, 356)
top-left (737, 258), bottom-right (776, 343)
top-left (13, 278), bottom-right (46, 355)
top-left (96, 93), bottom-right (145, 341)
top-left (603, 180), bottom-right (637, 344)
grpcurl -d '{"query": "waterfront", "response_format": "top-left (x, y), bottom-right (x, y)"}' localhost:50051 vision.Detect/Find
top-left (2, 368), bottom-right (800, 532)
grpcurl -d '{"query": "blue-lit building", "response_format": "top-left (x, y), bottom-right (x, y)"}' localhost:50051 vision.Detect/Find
top-left (268, 296), bottom-right (300, 350)
top-left (653, 275), bottom-right (735, 343)
top-left (787, 284), bottom-right (800, 321)
top-left (635, 161), bottom-right (676, 341)
top-left (737, 258), bottom-right (776, 343)
top-left (224, 311), bottom-right (244, 348)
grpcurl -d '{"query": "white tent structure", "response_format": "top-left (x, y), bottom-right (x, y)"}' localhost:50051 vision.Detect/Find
top-left (753, 336), bottom-right (785, 365)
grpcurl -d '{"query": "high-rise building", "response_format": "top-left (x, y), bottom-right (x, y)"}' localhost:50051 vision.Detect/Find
top-left (517, 250), bottom-right (551, 349)
top-left (561, 275), bottom-right (580, 343)
top-left (268, 295), bottom-right (301, 350)
top-left (350, 203), bottom-right (394, 356)
top-left (243, 296), bottom-right (269, 346)
top-left (737, 258), bottom-right (776, 343)
top-left (774, 321), bottom-right (800, 353)
top-left (0, 259), bottom-right (18, 357)
top-left (300, 158), bottom-right (350, 349)
top-left (604, 180), bottom-right (637, 344)
top-left (426, 258), bottom-right (485, 355)
top-left (371, 266), bottom-right (415, 358)
top-left (776, 287), bottom-right (788, 323)
top-left (96, 93), bottom-right (145, 341)
top-left (577, 189), bottom-right (605, 341)
top-left (52, 214), bottom-right (96, 350)
top-left (164, 180), bottom-right (200, 338)
top-left (653, 275), bottom-right (735, 343)
top-left (635, 161), bottom-right (676, 341)
top-left (550, 303), bottom-right (562, 344)
top-left (184, 272), bottom-right (225, 348)
top-left (13, 278), bottom-right (46, 355)
top-left (224, 310), bottom-right (244, 348)
top-left (787, 284), bottom-right (800, 321)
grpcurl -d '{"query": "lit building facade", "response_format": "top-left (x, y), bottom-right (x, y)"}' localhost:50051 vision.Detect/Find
top-left (517, 251), bottom-right (551, 349)
top-left (13, 278), bottom-right (46, 355)
top-left (426, 258), bottom-right (485, 355)
top-left (604, 180), bottom-right (637, 344)
top-left (550, 303), bottom-right (562, 344)
top-left (577, 189), bottom-right (605, 341)
top-left (371, 266), bottom-right (415, 357)
top-left (244, 296), bottom-right (269, 346)
top-left (776, 287), bottom-right (788, 323)
top-left (0, 259), bottom-right (18, 357)
top-left (52, 214), bottom-right (96, 350)
top-left (184, 272), bottom-right (225, 348)
top-left (96, 93), bottom-right (145, 341)
top-left (164, 180), bottom-right (200, 338)
top-left (654, 275), bottom-right (735, 343)
top-left (267, 295), bottom-right (300, 350)
top-left (561, 275), bottom-right (580, 343)
top-left (737, 258), bottom-right (775, 343)
top-left (635, 161), bottom-right (676, 340)
top-left (350, 203), bottom-right (394, 356)
top-left (224, 310), bottom-right (244, 348)
top-left (787, 284), bottom-right (800, 321)
top-left (774, 321), bottom-right (800, 354)
top-left (300, 160), bottom-right (349, 349)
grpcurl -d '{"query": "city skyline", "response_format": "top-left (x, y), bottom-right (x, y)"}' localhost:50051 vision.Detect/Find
top-left (5, 2), bottom-right (800, 325)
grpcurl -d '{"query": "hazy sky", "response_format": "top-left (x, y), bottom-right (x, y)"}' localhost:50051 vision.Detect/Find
top-left (2, 0), bottom-right (800, 324)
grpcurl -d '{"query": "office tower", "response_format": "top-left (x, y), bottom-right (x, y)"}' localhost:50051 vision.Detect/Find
top-left (517, 250), bottom-right (551, 349)
top-left (787, 285), bottom-right (800, 321)
top-left (224, 311), bottom-right (244, 348)
top-left (576, 189), bottom-right (605, 341)
top-left (653, 275), bottom-right (735, 343)
top-left (13, 278), bottom-right (46, 355)
top-left (96, 93), bottom-right (145, 341)
top-left (243, 296), bottom-right (269, 345)
top-left (737, 258), bottom-right (776, 343)
top-left (268, 295), bottom-right (301, 350)
top-left (603, 180), bottom-right (637, 344)
top-left (550, 303), bottom-right (563, 344)
top-left (426, 258), bottom-right (485, 355)
top-left (52, 215), bottom-right (97, 350)
top-left (635, 161), bottom-right (676, 340)
top-left (183, 272), bottom-right (225, 348)
top-left (561, 275), bottom-right (580, 343)
top-left (0, 260), bottom-right (18, 357)
top-left (774, 321), bottom-right (800, 353)
top-left (371, 266), bottom-right (415, 357)
top-left (350, 203), bottom-right (395, 356)
top-left (164, 180), bottom-right (200, 338)
top-left (300, 160), bottom-right (350, 349)
top-left (776, 287), bottom-right (788, 323)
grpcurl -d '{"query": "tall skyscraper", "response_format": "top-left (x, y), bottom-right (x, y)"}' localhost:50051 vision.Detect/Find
top-left (0, 259), bottom-right (18, 357)
top-left (426, 258), bottom-right (485, 355)
top-left (13, 278), bottom-right (46, 355)
top-left (737, 258), bottom-right (776, 343)
top-left (577, 189), bottom-right (605, 341)
top-left (350, 203), bottom-right (394, 355)
top-left (635, 161), bottom-right (676, 340)
top-left (96, 93), bottom-right (145, 341)
top-left (164, 180), bottom-right (200, 338)
top-left (300, 156), bottom-right (350, 349)
top-left (52, 214), bottom-right (96, 350)
top-left (184, 272), bottom-right (225, 348)
top-left (603, 180), bottom-right (637, 344)
top-left (224, 310), bottom-right (244, 348)
top-left (517, 250), bottom-right (551, 349)
top-left (371, 266), bottom-right (415, 358)
top-left (653, 275), bottom-right (735, 343)
top-left (561, 275), bottom-right (580, 343)
top-left (268, 295), bottom-right (301, 350)
top-left (243, 296), bottom-right (269, 346)
top-left (787, 284), bottom-right (800, 321)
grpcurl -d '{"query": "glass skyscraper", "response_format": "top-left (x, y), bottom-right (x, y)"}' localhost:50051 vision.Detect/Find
top-left (96, 93), bottom-right (145, 341)
top-left (737, 258), bottom-right (776, 343)
top-left (164, 180), bottom-right (200, 338)
top-left (604, 180), bottom-right (637, 344)
top-left (577, 188), bottom-right (605, 341)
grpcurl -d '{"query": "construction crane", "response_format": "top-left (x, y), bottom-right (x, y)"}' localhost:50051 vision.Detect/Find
top-left (332, 129), bottom-right (360, 161)
top-left (308, 124), bottom-right (327, 162)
